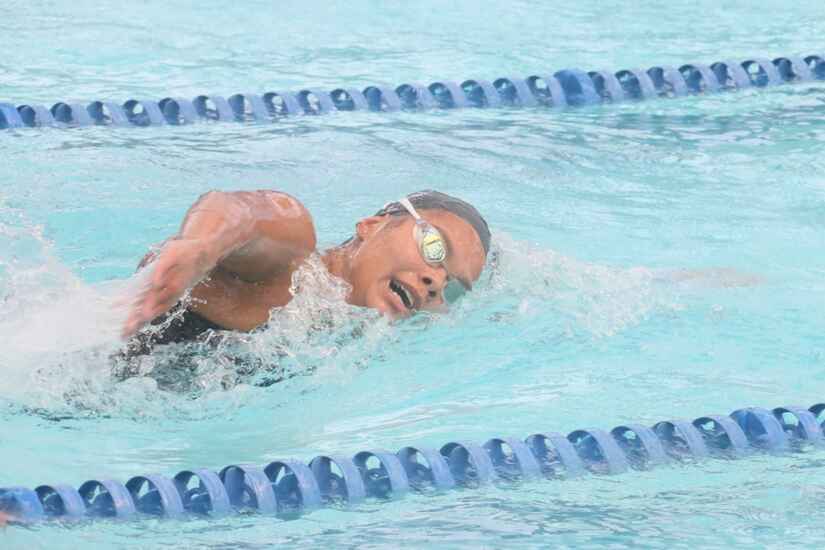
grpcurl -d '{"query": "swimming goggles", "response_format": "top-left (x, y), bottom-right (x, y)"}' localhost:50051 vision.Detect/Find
top-left (398, 197), bottom-right (467, 304)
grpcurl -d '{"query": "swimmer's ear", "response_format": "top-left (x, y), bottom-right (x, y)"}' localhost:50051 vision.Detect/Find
top-left (355, 215), bottom-right (390, 241)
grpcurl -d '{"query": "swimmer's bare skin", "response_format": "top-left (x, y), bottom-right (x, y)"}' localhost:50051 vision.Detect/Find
top-left (123, 190), bottom-right (486, 338)
top-left (0, 511), bottom-right (10, 527)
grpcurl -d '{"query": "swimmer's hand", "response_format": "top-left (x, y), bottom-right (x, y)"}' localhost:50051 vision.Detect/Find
top-left (0, 510), bottom-right (11, 527)
top-left (122, 238), bottom-right (216, 338)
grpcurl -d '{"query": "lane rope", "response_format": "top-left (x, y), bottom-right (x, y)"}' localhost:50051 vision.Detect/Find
top-left (1, 54), bottom-right (823, 130)
top-left (2, 402), bottom-right (824, 524)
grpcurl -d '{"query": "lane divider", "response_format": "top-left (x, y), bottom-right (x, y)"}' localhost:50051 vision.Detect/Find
top-left (1, 54), bottom-right (824, 130)
top-left (2, 402), bottom-right (824, 524)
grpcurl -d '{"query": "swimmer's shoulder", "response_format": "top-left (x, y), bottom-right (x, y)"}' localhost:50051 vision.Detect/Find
top-left (250, 189), bottom-right (318, 251)
top-left (266, 190), bottom-right (316, 254)
top-left (217, 189), bottom-right (318, 275)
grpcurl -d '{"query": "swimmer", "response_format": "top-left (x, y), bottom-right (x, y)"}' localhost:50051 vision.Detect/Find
top-left (121, 190), bottom-right (490, 352)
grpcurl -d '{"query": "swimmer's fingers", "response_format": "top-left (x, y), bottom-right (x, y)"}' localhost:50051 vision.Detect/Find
top-left (121, 239), bottom-right (208, 339)
top-left (122, 291), bottom-right (153, 338)
top-left (120, 263), bottom-right (181, 339)
top-left (112, 270), bottom-right (153, 310)
top-left (120, 276), bottom-right (155, 338)
top-left (139, 256), bottom-right (196, 319)
top-left (122, 286), bottom-right (179, 339)
top-left (140, 288), bottom-right (180, 324)
top-left (122, 315), bottom-right (142, 339)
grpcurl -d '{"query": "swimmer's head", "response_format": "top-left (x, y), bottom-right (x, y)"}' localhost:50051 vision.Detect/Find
top-left (341, 190), bottom-right (490, 318)
top-left (374, 191), bottom-right (491, 255)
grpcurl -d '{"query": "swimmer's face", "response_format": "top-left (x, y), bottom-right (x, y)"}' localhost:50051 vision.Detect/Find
top-left (346, 209), bottom-right (486, 318)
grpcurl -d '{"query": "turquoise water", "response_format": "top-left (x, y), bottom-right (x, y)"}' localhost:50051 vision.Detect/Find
top-left (3, 0), bottom-right (825, 547)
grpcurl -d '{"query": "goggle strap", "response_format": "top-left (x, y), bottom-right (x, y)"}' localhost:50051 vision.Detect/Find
top-left (400, 195), bottom-right (447, 264)
top-left (399, 197), bottom-right (423, 222)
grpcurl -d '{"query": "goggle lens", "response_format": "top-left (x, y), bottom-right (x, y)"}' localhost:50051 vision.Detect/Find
top-left (399, 196), bottom-right (468, 307)
top-left (415, 222), bottom-right (447, 265)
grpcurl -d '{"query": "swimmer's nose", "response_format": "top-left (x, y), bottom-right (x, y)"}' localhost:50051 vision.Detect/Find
top-left (419, 267), bottom-right (448, 306)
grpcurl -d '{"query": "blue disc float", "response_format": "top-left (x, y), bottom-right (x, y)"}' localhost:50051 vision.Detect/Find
top-left (2, 401), bottom-right (825, 525)
top-left (1, 53), bottom-right (824, 130)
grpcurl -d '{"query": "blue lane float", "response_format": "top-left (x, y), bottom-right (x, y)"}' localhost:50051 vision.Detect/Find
top-left (1, 53), bottom-right (824, 130)
top-left (2, 402), bottom-right (825, 525)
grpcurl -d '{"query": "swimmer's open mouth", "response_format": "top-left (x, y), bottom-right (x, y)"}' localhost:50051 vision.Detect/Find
top-left (390, 279), bottom-right (414, 310)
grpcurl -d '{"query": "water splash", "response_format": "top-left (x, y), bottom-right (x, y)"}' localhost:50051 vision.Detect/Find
top-left (114, 253), bottom-right (393, 396)
top-left (477, 233), bottom-right (681, 338)
top-left (0, 207), bottom-right (136, 416)
top-left (0, 226), bottom-right (395, 419)
top-left (0, 222), bottom-right (719, 419)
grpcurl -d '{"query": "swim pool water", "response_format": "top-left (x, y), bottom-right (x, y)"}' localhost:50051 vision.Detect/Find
top-left (3, 0), bottom-right (825, 546)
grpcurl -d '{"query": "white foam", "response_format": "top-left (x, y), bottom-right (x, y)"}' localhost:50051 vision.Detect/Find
top-left (0, 222), bottom-right (698, 417)
top-left (481, 233), bottom-right (681, 337)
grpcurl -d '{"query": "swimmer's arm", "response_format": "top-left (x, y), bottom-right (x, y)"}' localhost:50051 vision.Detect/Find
top-left (123, 190), bottom-right (315, 338)
top-left (181, 190), bottom-right (317, 281)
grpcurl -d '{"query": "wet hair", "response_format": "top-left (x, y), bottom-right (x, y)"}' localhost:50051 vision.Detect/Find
top-left (374, 190), bottom-right (491, 254)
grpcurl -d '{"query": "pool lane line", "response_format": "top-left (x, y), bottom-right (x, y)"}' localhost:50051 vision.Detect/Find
top-left (1, 403), bottom-right (823, 524)
top-left (0, 55), bottom-right (823, 130)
